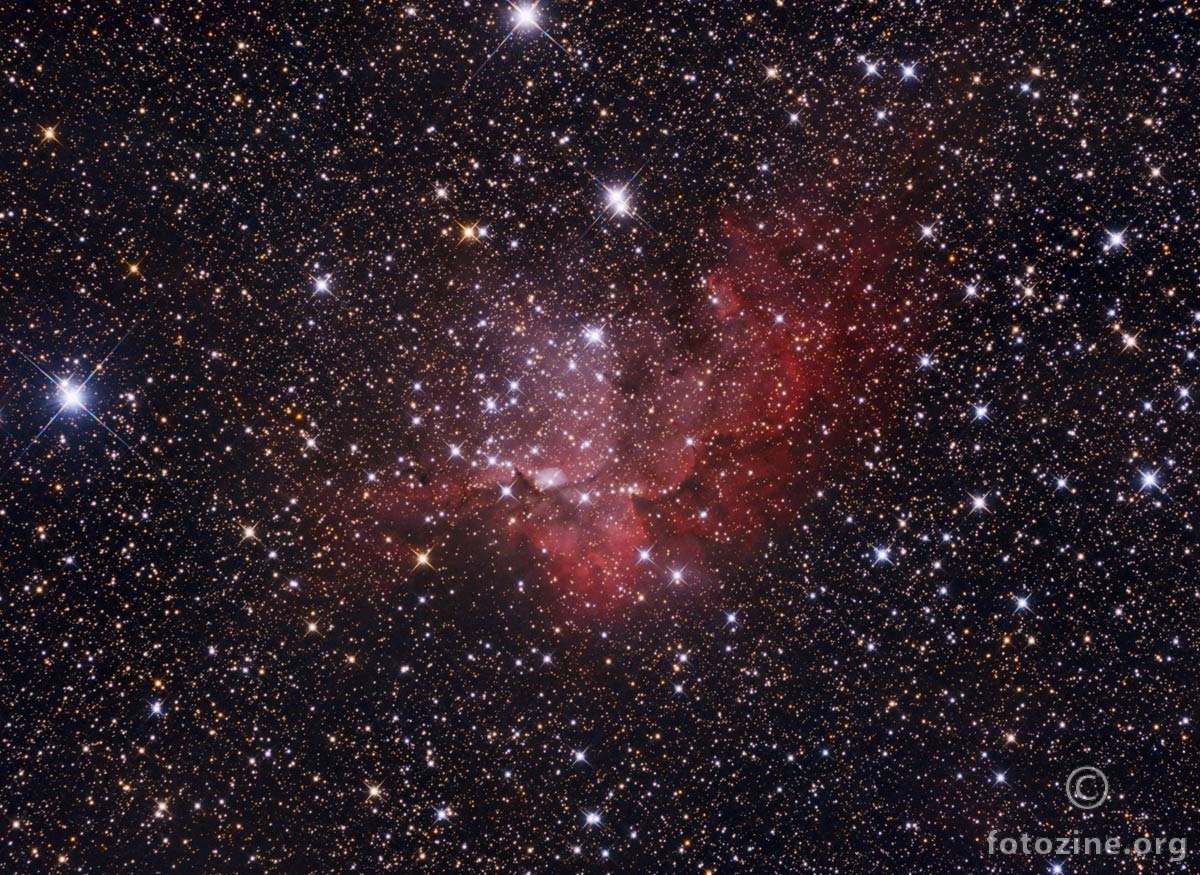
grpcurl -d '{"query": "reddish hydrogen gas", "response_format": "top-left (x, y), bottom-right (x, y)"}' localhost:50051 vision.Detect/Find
top-left (374, 201), bottom-right (926, 599)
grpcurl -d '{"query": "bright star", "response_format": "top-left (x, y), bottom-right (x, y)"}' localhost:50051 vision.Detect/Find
top-left (514, 5), bottom-right (538, 28)
top-left (606, 186), bottom-right (631, 215)
top-left (58, 380), bottom-right (84, 410)
top-left (585, 162), bottom-right (651, 234)
top-left (17, 345), bottom-right (129, 458)
top-left (465, 0), bottom-right (564, 90)
top-left (458, 222), bottom-right (484, 243)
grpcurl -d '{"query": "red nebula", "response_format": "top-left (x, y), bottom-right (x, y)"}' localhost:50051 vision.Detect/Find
top-left (377, 200), bottom-right (926, 602)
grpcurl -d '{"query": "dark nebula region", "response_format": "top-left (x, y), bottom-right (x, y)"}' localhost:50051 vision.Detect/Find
top-left (3, 2), bottom-right (1200, 874)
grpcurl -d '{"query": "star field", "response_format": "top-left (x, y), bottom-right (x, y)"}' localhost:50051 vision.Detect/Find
top-left (2, 2), bottom-right (1199, 872)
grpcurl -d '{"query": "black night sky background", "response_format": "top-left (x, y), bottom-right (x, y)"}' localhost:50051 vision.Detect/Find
top-left (2, 2), bottom-right (1199, 872)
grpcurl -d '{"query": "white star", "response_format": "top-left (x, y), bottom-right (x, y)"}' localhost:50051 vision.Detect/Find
top-left (312, 274), bottom-right (333, 296)
top-left (514, 5), bottom-right (538, 28)
top-left (605, 185), bottom-right (631, 215)
top-left (58, 380), bottom-right (84, 410)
